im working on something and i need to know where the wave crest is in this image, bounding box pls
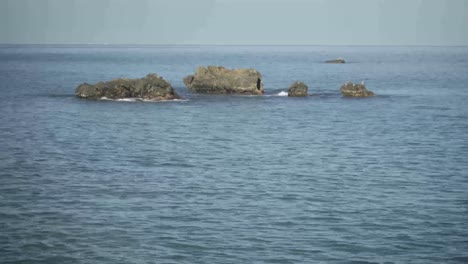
[99,97,188,102]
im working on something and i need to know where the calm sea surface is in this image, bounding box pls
[0,45,467,263]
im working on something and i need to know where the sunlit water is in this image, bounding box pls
[1,45,467,263]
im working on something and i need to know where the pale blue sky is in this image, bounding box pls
[1,0,467,45]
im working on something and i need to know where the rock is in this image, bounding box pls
[325,57,346,64]
[288,81,308,97]
[75,74,180,100]
[183,66,264,95]
[340,81,375,97]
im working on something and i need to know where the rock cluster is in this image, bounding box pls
[340,81,375,97]
[183,66,264,95]
[288,81,308,97]
[75,74,180,100]
[74,65,378,101]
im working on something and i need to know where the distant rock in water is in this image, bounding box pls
[340,81,375,97]
[325,57,346,64]
[183,66,264,95]
[288,81,308,97]
[75,74,180,100]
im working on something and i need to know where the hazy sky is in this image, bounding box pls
[1,0,467,45]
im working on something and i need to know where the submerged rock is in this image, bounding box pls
[288,81,308,97]
[183,66,264,95]
[75,74,180,100]
[340,81,375,97]
[325,57,346,64]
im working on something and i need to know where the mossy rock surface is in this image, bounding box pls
[340,82,375,97]
[288,81,308,97]
[75,74,180,100]
[183,66,264,95]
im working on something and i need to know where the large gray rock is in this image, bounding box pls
[75,74,180,100]
[288,81,308,97]
[340,81,375,97]
[183,66,264,95]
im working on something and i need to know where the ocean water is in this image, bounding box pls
[0,45,467,263]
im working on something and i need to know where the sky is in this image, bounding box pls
[1,0,467,45]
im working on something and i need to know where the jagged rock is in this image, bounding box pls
[325,57,346,64]
[183,66,264,95]
[340,81,375,97]
[288,81,308,97]
[75,74,180,100]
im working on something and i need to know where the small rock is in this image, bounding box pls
[340,81,375,97]
[288,81,308,97]
[325,57,346,64]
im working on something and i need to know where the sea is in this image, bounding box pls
[0,45,467,263]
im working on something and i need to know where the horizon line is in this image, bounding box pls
[1,43,468,48]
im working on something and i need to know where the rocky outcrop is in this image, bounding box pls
[75,74,180,100]
[288,81,308,97]
[340,81,374,97]
[325,57,346,64]
[183,66,264,95]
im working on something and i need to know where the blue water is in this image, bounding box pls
[1,45,467,263]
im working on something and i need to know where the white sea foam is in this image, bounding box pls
[142,98,189,102]
[116,98,138,102]
[99,97,188,103]
[277,91,288,96]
